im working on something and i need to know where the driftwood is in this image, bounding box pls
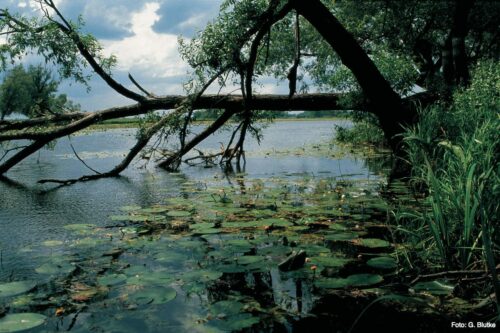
[278,250,307,271]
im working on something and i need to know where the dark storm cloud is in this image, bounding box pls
[152,0,221,36]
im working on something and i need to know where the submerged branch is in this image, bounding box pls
[409,265,500,285]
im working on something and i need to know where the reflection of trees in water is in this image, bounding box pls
[362,153,394,177]
[204,269,313,332]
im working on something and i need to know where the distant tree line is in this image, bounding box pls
[192,109,351,121]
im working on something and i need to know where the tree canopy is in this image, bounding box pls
[0,64,78,120]
[0,0,498,184]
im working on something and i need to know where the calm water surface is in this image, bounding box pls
[0,120,388,332]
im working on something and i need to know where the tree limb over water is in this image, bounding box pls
[0,0,443,183]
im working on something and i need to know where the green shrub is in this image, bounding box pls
[335,114,386,147]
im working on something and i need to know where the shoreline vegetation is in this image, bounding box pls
[335,62,500,321]
[87,114,351,130]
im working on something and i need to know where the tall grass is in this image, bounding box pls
[397,60,499,288]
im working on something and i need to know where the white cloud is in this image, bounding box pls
[102,2,188,79]
[177,12,211,34]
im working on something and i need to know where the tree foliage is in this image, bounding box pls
[0,64,79,119]
[0,0,498,182]
[0,5,116,88]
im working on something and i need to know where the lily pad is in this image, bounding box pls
[140,207,168,214]
[367,257,397,270]
[63,223,95,234]
[411,280,455,296]
[120,205,141,212]
[328,223,348,231]
[128,286,176,305]
[127,271,173,286]
[224,239,255,252]
[354,238,391,249]
[110,215,133,221]
[42,240,63,247]
[346,274,384,287]
[210,300,245,316]
[167,210,193,218]
[35,262,75,275]
[315,274,383,289]
[309,256,351,268]
[72,237,104,247]
[130,215,166,222]
[190,223,221,235]
[154,252,189,264]
[314,278,350,289]
[120,226,150,235]
[97,274,127,286]
[324,232,358,241]
[210,313,260,331]
[258,218,293,228]
[111,215,165,222]
[234,256,265,265]
[221,221,261,229]
[181,270,223,283]
[0,313,47,332]
[0,281,36,298]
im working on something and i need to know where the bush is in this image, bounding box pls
[335,113,386,147]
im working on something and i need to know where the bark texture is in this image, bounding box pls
[290,0,417,152]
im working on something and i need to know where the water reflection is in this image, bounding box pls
[0,120,393,332]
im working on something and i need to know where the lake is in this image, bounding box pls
[0,120,397,332]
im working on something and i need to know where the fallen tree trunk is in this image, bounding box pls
[0,93,348,141]
[0,91,434,177]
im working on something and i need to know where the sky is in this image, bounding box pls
[2,0,286,111]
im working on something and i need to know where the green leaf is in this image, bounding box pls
[315,274,383,289]
[309,256,351,268]
[42,240,63,247]
[324,232,358,241]
[411,280,455,296]
[210,313,260,331]
[233,256,265,265]
[0,313,47,332]
[366,257,397,270]
[127,286,176,305]
[97,274,127,286]
[167,210,192,218]
[63,223,95,234]
[210,300,244,316]
[354,238,391,249]
[181,270,223,283]
[35,262,75,275]
[0,281,36,298]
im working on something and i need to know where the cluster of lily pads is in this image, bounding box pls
[0,176,455,332]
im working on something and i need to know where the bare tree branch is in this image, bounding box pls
[40,0,146,102]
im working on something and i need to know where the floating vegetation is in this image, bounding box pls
[0,313,47,332]
[366,256,398,270]
[1,175,452,332]
[315,273,384,289]
[0,281,36,298]
[411,280,455,296]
